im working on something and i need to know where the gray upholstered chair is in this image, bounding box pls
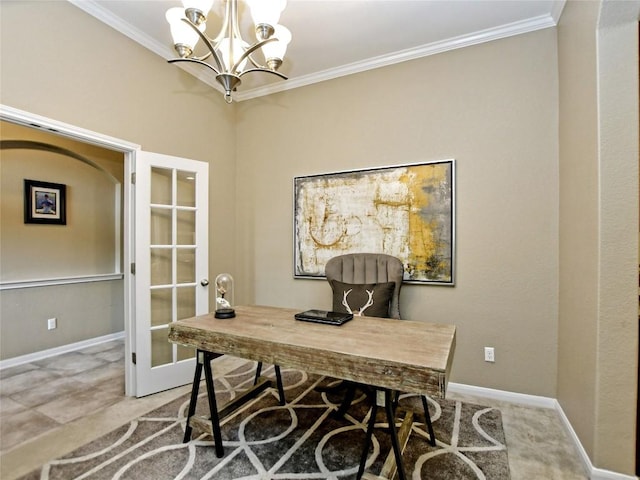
[324,253,435,445]
[325,253,404,319]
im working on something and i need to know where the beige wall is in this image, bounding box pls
[1,282,125,359]
[558,0,639,475]
[557,0,600,462]
[0,1,236,358]
[236,28,561,397]
[1,121,124,281]
[591,0,638,472]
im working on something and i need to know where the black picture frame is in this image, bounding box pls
[24,179,67,225]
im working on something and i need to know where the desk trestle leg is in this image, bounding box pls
[383,390,407,480]
[183,350,277,459]
[379,409,414,479]
[183,350,224,457]
[421,395,436,447]
[182,355,203,443]
[357,399,379,479]
[202,351,224,458]
[356,389,418,480]
[254,362,286,406]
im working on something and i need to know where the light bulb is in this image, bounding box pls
[218,37,249,72]
[262,24,291,68]
[181,0,215,15]
[166,7,204,56]
[247,0,287,29]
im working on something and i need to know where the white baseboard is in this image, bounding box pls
[554,399,638,480]
[447,381,557,409]
[0,331,125,370]
[590,469,638,480]
[448,382,638,480]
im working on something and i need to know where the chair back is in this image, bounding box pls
[325,253,404,319]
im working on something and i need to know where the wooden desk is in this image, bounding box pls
[168,305,456,479]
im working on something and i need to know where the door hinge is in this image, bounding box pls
[130,263,135,274]
[131,172,136,184]
[132,352,137,365]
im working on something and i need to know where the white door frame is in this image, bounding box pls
[0,104,140,396]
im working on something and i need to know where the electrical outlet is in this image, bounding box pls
[47,318,57,330]
[484,346,495,362]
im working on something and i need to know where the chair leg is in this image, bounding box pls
[332,382,357,419]
[421,395,436,446]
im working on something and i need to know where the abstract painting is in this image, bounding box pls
[294,160,455,284]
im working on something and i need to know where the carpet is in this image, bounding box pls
[21,362,510,480]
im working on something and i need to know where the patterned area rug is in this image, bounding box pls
[21,362,510,479]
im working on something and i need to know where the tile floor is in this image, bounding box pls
[0,338,589,480]
[1,340,125,453]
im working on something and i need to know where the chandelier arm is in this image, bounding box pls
[192,51,213,63]
[237,68,288,80]
[180,18,225,73]
[168,57,221,76]
[230,38,277,74]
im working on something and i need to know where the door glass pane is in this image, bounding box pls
[177,345,195,361]
[177,170,196,207]
[176,248,195,284]
[151,288,173,327]
[177,286,196,320]
[176,210,195,245]
[150,207,172,245]
[151,248,172,286]
[151,167,173,205]
[151,328,172,367]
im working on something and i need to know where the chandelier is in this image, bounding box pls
[166,0,291,103]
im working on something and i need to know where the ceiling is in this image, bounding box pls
[69,0,565,102]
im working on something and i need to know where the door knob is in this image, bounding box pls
[201,279,209,286]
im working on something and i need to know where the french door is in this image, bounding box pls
[134,151,209,397]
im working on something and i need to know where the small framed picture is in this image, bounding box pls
[24,179,67,225]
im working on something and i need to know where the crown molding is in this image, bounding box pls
[68,0,565,103]
[237,11,560,101]
[68,0,172,59]
[551,0,567,24]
